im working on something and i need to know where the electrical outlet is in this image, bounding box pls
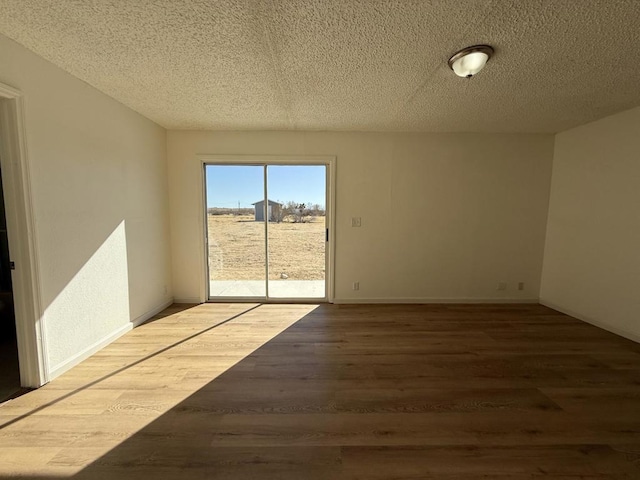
[497,282,507,291]
[353,282,360,291]
[518,282,525,291]
[351,217,362,227]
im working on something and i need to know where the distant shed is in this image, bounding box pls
[252,199,283,222]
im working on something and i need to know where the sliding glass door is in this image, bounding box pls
[206,165,266,297]
[205,162,328,301]
[266,165,326,299]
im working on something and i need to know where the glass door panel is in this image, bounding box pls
[266,165,326,299]
[206,165,266,298]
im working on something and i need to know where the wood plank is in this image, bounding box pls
[341,445,638,479]
[0,303,639,478]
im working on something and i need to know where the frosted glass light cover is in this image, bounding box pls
[451,51,489,77]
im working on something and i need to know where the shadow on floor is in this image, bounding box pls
[2,303,640,479]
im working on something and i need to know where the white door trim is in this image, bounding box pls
[199,154,337,303]
[0,82,49,387]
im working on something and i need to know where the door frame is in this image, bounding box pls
[0,82,49,387]
[199,154,336,303]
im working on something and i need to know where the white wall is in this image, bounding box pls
[541,106,640,342]
[168,131,554,303]
[0,34,172,378]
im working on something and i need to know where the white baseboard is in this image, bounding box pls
[333,297,540,304]
[48,322,132,380]
[131,297,174,327]
[540,300,640,345]
[48,297,174,380]
[173,297,203,304]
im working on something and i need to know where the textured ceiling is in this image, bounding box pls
[1,0,640,133]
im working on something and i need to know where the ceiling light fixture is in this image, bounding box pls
[448,45,494,78]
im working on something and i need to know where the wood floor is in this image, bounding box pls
[1,303,640,479]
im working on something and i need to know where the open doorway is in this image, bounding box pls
[0,165,21,401]
[204,158,334,302]
[0,82,48,389]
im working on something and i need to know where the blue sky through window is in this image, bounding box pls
[206,165,326,208]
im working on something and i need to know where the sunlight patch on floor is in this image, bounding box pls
[0,303,318,477]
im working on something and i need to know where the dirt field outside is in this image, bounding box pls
[207,214,325,280]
